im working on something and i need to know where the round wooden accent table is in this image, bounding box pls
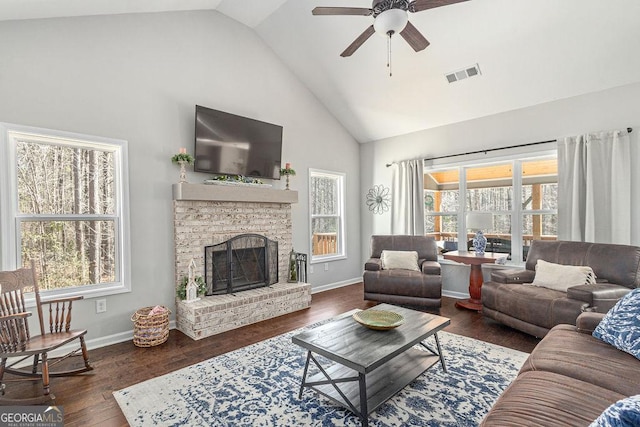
[443,250,507,311]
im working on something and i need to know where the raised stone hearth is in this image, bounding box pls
[176,282,311,340]
[173,183,311,340]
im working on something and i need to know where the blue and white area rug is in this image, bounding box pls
[114,323,528,426]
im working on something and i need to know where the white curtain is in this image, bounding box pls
[391,159,425,235]
[558,129,631,244]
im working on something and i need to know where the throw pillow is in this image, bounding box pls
[531,259,596,292]
[589,395,640,427]
[380,250,420,271]
[592,287,640,360]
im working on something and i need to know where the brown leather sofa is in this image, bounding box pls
[363,235,442,308]
[482,240,640,337]
[481,312,640,426]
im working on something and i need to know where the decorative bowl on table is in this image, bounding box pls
[353,310,404,330]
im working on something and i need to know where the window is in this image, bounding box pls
[425,155,557,262]
[309,169,346,262]
[424,167,459,248]
[0,123,131,298]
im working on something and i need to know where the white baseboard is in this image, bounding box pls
[442,290,469,299]
[311,277,361,294]
[46,320,178,360]
[309,278,469,300]
[26,286,465,366]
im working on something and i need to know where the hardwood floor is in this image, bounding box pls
[7,283,540,426]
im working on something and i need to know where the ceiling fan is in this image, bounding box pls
[312,0,470,59]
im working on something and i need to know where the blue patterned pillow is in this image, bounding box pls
[590,395,640,427]
[592,288,640,360]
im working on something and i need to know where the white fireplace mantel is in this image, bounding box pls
[173,183,298,204]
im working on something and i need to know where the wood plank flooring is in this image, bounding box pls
[6,283,540,426]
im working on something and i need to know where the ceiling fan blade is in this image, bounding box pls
[340,25,376,57]
[400,21,430,52]
[410,0,470,13]
[312,7,373,16]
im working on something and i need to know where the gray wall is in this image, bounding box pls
[0,10,362,345]
[360,82,640,296]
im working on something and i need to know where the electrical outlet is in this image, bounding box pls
[96,299,107,313]
[309,265,314,274]
[324,263,329,271]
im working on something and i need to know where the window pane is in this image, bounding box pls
[16,141,115,215]
[310,176,337,215]
[465,163,513,211]
[424,168,459,211]
[20,220,116,290]
[425,215,458,240]
[521,158,558,209]
[522,214,558,241]
[311,217,338,256]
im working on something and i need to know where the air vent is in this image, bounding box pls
[445,63,481,84]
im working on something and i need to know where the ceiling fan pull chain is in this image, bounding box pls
[387,31,392,77]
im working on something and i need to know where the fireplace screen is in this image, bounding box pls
[204,234,278,295]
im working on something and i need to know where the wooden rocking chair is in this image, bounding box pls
[0,261,93,404]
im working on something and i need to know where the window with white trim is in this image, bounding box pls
[424,155,557,262]
[0,123,131,298]
[309,169,346,262]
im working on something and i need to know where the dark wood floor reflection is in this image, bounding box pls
[10,283,539,426]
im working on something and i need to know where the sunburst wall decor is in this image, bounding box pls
[366,185,390,214]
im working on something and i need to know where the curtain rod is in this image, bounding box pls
[385,127,633,167]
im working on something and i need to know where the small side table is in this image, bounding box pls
[443,251,507,311]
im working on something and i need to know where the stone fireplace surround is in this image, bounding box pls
[173,183,311,340]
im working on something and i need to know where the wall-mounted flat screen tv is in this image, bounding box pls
[194,105,283,180]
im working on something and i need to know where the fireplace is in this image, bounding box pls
[204,233,278,295]
[173,183,310,340]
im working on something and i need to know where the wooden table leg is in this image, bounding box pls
[455,264,484,311]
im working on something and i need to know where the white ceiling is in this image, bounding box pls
[2,0,639,143]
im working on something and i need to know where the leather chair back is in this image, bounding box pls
[525,240,640,289]
[370,235,438,262]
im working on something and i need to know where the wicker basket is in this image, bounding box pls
[131,306,170,347]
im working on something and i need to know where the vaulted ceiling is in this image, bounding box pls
[2,0,639,143]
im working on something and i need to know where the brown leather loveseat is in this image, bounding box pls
[481,312,640,426]
[363,235,442,308]
[482,240,640,337]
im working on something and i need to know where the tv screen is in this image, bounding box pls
[194,105,283,180]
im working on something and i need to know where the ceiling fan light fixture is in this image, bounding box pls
[373,8,408,36]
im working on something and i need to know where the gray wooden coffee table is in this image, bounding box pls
[292,303,450,426]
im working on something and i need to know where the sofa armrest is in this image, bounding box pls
[575,312,605,334]
[490,268,535,284]
[364,258,382,271]
[421,260,441,275]
[567,284,631,313]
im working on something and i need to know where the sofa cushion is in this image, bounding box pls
[362,270,441,299]
[531,260,596,291]
[519,324,640,396]
[593,287,640,360]
[380,250,419,271]
[590,395,640,427]
[480,371,626,427]
[482,282,588,330]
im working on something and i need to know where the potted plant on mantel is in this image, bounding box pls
[172,148,195,183]
[279,163,296,190]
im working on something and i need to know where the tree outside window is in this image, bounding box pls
[1,124,130,297]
